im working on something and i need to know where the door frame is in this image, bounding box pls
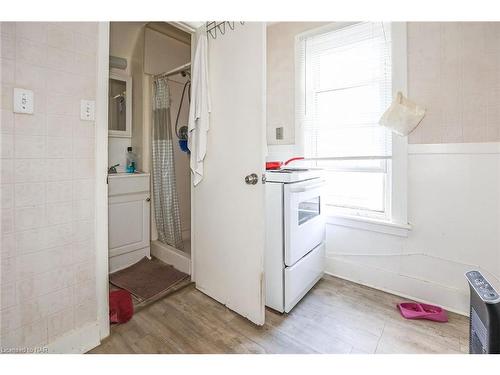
[94,21,199,342]
[189,27,199,283]
[95,21,110,340]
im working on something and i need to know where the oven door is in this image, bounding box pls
[284,179,326,266]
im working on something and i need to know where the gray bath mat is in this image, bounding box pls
[110,257,189,303]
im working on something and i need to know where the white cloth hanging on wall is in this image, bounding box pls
[188,34,212,186]
[379,92,426,136]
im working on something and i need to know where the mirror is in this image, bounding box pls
[109,79,126,131]
[108,73,132,138]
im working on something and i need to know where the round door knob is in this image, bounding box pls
[145,197,151,202]
[245,173,258,185]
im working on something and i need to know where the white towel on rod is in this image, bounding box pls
[188,34,211,186]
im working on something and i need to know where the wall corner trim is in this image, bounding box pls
[46,322,101,354]
[96,21,111,341]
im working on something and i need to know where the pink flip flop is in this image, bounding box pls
[397,302,448,322]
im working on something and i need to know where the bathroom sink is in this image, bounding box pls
[108,171,147,177]
[108,172,150,196]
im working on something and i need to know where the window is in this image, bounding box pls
[298,196,321,225]
[297,22,400,221]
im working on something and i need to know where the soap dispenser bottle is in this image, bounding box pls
[126,147,137,173]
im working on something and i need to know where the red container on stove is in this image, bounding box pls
[266,157,304,170]
[265,161,283,170]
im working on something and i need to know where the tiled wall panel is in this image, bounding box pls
[1,22,98,350]
[408,22,500,144]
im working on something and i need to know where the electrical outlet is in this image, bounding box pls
[13,88,34,114]
[276,126,284,140]
[80,99,95,121]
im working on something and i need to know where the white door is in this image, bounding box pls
[192,23,266,325]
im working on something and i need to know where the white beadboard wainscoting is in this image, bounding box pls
[325,142,500,315]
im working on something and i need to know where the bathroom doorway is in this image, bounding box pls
[96,21,268,342]
[105,21,193,308]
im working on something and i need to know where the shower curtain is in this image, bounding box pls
[152,77,184,250]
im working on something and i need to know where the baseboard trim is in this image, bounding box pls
[46,321,100,354]
[324,256,469,317]
[324,270,468,317]
[151,240,191,275]
[109,246,150,273]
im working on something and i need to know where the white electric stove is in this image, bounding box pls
[265,168,324,183]
[265,168,326,313]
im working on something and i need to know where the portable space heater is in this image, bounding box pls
[466,271,500,354]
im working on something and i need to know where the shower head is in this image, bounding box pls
[112,92,126,100]
[181,70,191,78]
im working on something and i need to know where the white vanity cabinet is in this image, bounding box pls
[108,173,151,273]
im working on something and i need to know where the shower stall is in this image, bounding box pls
[147,37,193,274]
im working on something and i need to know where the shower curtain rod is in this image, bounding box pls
[154,62,191,79]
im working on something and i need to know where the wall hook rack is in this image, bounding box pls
[206,21,245,39]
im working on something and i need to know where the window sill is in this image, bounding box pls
[326,212,411,237]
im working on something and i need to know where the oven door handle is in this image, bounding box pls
[289,180,326,193]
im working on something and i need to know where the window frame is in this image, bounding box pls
[319,161,392,221]
[294,22,408,229]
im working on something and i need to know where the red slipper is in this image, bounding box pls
[109,290,134,324]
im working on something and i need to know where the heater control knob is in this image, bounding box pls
[466,271,500,303]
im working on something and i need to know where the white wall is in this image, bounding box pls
[1,22,100,350]
[107,137,129,172]
[109,22,146,72]
[144,28,190,75]
[327,144,500,315]
[130,26,145,172]
[266,22,327,145]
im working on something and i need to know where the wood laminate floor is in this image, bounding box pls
[89,275,469,354]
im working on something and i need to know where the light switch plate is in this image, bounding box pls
[80,99,95,121]
[13,88,34,114]
[276,126,284,140]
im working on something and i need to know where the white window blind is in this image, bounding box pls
[297,22,393,159]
